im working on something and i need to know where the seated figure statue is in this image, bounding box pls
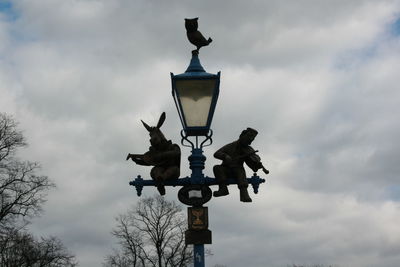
[126,112,181,195]
[213,128,267,202]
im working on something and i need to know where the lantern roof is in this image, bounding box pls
[173,52,218,79]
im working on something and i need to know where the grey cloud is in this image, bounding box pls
[1,0,400,266]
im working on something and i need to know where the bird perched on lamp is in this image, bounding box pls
[185,18,212,53]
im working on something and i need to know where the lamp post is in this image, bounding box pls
[128,18,267,267]
[171,51,219,267]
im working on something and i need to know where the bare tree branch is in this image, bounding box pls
[0,160,55,227]
[0,227,77,266]
[0,113,26,163]
[0,113,76,266]
[104,195,193,267]
[0,113,56,228]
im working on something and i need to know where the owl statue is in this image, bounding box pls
[185,18,212,53]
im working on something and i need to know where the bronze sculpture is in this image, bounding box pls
[213,128,269,202]
[185,18,212,53]
[126,112,181,195]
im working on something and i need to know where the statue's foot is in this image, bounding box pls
[240,196,252,202]
[157,184,166,195]
[240,189,252,202]
[213,186,229,197]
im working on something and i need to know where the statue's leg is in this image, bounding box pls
[150,167,166,195]
[213,165,229,197]
[235,168,252,202]
[162,166,180,181]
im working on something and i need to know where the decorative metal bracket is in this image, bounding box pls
[129,174,266,197]
[181,129,213,149]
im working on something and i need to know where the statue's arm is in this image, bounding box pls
[214,145,232,165]
[134,158,151,166]
[154,144,181,161]
[244,149,269,174]
[214,147,226,160]
[126,153,151,166]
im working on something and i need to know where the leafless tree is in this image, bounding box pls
[0,113,55,228]
[104,195,192,267]
[0,113,26,162]
[0,227,77,266]
[0,113,77,266]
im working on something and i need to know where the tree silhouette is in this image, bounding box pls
[0,113,54,228]
[0,227,77,266]
[0,112,76,266]
[104,195,192,267]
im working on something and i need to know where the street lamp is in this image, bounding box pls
[171,51,220,137]
[127,18,268,267]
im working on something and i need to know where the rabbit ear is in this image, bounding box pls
[157,112,166,128]
[141,120,152,132]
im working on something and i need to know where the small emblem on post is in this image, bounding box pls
[188,190,202,198]
[185,206,212,245]
[178,185,212,206]
[188,207,208,230]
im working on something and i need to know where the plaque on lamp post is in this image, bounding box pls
[186,207,212,245]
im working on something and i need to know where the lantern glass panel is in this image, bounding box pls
[175,79,216,127]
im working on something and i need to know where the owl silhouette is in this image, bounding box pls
[185,18,212,52]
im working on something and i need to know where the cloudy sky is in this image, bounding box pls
[1,0,400,266]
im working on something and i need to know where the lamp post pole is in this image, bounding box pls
[187,144,209,267]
